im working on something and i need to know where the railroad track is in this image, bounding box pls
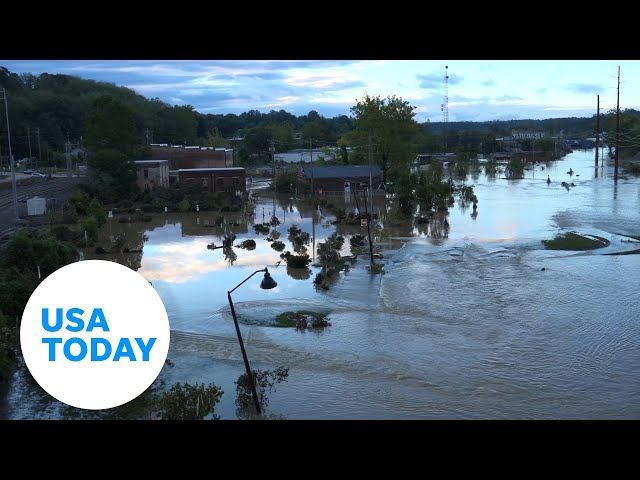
[0,177,81,212]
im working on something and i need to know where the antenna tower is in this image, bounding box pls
[441,65,449,123]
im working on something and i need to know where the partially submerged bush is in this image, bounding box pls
[275,311,331,330]
[254,223,270,234]
[154,382,224,420]
[238,239,256,250]
[235,366,289,409]
[280,251,311,268]
[271,240,286,252]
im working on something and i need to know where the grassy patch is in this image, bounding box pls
[275,314,297,327]
[542,232,610,250]
[337,256,355,269]
[366,262,385,274]
[275,310,329,328]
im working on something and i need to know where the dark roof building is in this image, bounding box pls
[298,165,383,193]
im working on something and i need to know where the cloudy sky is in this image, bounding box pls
[1,60,635,123]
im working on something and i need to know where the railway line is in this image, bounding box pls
[0,177,81,211]
[0,177,82,239]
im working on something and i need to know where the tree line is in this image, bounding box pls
[3,65,633,168]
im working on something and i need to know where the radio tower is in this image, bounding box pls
[441,65,449,123]
[441,65,449,150]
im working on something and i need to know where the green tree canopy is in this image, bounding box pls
[86,148,137,201]
[302,121,328,145]
[85,95,140,157]
[271,123,294,153]
[342,94,420,182]
[202,126,228,148]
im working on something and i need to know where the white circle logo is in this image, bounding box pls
[20,260,170,410]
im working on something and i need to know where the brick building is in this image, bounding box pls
[134,160,170,191]
[178,167,246,194]
[150,145,233,170]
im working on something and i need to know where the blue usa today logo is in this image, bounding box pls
[41,307,156,362]
[20,260,170,410]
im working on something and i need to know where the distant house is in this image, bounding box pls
[134,160,169,191]
[298,165,383,194]
[510,128,548,140]
[178,167,246,195]
[495,137,522,152]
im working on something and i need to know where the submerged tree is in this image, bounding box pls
[235,366,290,410]
[415,162,451,213]
[154,382,224,420]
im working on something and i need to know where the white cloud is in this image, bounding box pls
[285,70,360,89]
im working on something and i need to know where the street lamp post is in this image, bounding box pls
[362,187,375,266]
[227,267,278,414]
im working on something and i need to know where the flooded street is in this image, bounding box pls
[6,148,640,419]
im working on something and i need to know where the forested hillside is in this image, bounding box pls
[3,65,637,166]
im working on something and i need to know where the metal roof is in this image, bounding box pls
[178,167,245,172]
[299,165,381,179]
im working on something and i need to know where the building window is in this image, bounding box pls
[232,177,240,186]
[216,177,224,187]
[144,169,149,179]
[202,178,208,189]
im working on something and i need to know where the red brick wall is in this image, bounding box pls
[178,169,246,194]
[151,146,232,170]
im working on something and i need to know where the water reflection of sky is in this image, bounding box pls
[136,199,340,331]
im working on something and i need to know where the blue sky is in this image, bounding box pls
[1,60,636,123]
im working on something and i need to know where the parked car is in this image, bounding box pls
[24,169,37,174]
[31,172,46,178]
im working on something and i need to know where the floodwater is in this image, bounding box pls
[5,148,640,419]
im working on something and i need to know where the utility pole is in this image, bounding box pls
[27,125,32,163]
[65,137,72,178]
[270,139,275,178]
[37,126,42,172]
[1,88,19,220]
[368,130,373,209]
[595,95,600,167]
[309,137,314,196]
[615,66,620,181]
[363,188,374,267]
